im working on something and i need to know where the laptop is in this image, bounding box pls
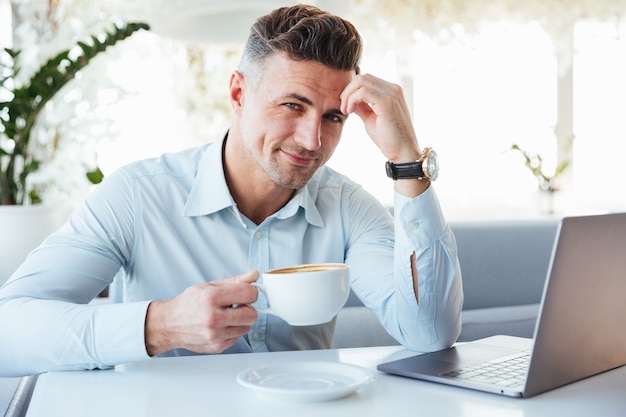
[378,212,626,398]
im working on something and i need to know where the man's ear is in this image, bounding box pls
[229,70,245,113]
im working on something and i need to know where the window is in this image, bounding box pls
[331,22,560,216]
[573,21,626,213]
[4,2,625,218]
[331,20,626,218]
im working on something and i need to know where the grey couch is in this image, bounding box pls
[0,219,560,416]
[332,218,560,348]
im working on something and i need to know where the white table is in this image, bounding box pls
[25,346,626,416]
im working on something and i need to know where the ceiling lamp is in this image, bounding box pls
[138,0,301,43]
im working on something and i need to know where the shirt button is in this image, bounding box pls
[255,231,263,239]
[408,220,419,230]
[252,332,261,341]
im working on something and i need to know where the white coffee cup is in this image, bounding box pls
[253,263,350,326]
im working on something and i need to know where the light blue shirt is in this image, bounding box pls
[0,135,463,377]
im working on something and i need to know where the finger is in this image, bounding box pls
[352,101,375,122]
[215,270,259,286]
[199,282,257,308]
[341,84,371,115]
[341,74,388,113]
[189,304,255,345]
[233,271,260,304]
[233,270,259,284]
[341,73,375,113]
[227,304,258,325]
[204,271,259,304]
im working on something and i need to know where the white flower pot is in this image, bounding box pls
[0,205,69,285]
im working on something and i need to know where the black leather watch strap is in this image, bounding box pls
[385,160,425,180]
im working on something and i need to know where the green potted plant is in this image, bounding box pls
[0,21,149,284]
[510,143,569,193]
[510,139,572,214]
[0,21,149,206]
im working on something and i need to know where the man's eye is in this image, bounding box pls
[325,114,343,123]
[285,103,301,110]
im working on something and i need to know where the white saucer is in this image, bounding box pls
[236,361,376,402]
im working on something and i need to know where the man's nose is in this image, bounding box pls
[294,118,322,151]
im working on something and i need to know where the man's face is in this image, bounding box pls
[234,54,354,190]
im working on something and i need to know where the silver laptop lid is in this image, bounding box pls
[524,212,626,396]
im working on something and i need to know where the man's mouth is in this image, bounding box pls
[280,149,317,167]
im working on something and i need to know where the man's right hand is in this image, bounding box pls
[144,270,259,356]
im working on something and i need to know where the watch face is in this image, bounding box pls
[425,149,439,181]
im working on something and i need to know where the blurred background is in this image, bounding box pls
[2,0,625,219]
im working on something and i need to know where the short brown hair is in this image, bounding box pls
[239,4,362,81]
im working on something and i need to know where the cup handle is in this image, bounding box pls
[251,282,272,315]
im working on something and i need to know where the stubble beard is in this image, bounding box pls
[264,156,316,190]
[240,133,320,190]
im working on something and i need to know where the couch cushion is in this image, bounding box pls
[451,220,558,310]
[334,304,540,348]
[335,219,557,348]
[459,303,539,342]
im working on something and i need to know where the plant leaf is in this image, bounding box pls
[85,166,104,185]
[1,21,150,205]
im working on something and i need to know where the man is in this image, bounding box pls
[0,4,463,377]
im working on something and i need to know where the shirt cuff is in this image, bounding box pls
[394,186,447,250]
[95,301,152,366]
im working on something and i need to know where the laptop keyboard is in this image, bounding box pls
[441,352,530,387]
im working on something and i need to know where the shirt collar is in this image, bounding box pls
[275,181,324,228]
[182,132,325,228]
[182,133,233,217]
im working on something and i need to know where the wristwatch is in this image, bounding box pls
[385,147,439,181]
